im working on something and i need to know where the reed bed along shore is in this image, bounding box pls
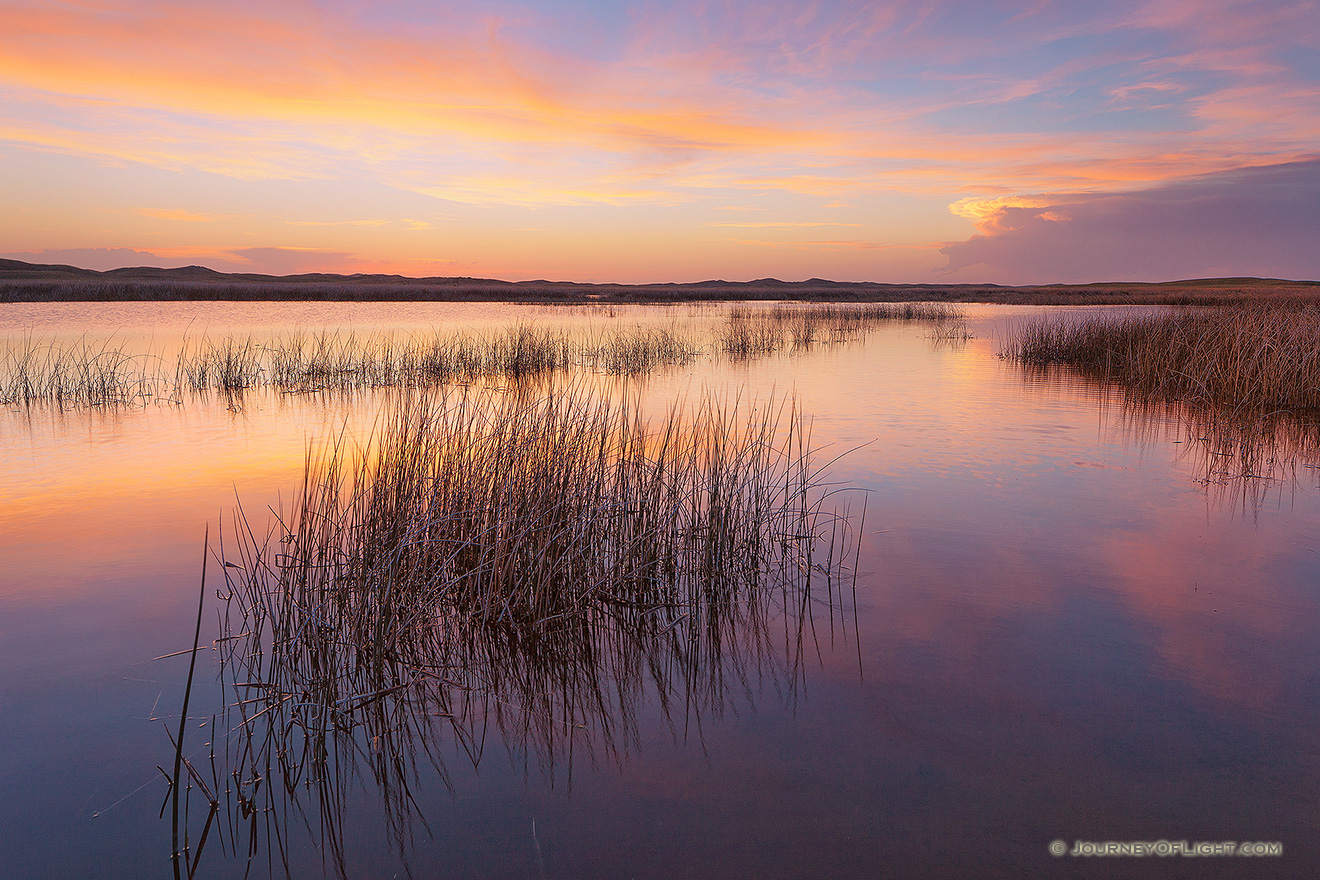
[1006,304,1320,409]
[1007,303,1320,507]
[197,383,861,876]
[4,303,962,406]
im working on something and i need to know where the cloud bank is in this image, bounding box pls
[940,160,1320,283]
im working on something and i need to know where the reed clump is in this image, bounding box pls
[583,327,703,374]
[722,302,966,357]
[206,382,861,875]
[0,335,163,407]
[203,325,577,393]
[177,335,264,392]
[1007,304,1320,409]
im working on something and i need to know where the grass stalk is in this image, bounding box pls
[200,381,863,877]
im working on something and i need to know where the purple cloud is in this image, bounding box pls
[940,160,1320,283]
[225,248,360,275]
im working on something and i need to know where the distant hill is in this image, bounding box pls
[0,258,1316,305]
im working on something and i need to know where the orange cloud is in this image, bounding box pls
[3,0,1320,281]
[5,0,1315,211]
[135,208,232,222]
[706,221,863,228]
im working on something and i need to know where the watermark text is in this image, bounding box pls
[1049,839,1281,858]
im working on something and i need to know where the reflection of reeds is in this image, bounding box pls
[1013,309,1320,511]
[1119,396,1320,511]
[1007,305,1320,409]
[1006,305,1320,508]
[202,383,862,876]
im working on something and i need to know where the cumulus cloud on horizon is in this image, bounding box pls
[940,160,1320,284]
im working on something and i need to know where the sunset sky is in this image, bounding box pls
[2,0,1318,283]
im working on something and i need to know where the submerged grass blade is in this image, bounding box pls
[172,526,209,880]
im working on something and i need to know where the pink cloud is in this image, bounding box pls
[224,247,362,275]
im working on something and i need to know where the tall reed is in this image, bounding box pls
[722,302,966,358]
[1006,304,1320,409]
[0,335,163,408]
[205,382,862,876]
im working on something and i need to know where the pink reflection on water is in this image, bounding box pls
[1,302,1318,876]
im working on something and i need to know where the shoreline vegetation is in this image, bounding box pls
[1005,303,1320,504]
[1,303,963,407]
[2,258,1318,305]
[1005,303,1320,410]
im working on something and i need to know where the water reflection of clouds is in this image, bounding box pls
[843,438,1320,721]
[5,303,1320,876]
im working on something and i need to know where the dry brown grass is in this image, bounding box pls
[203,382,863,875]
[722,302,966,358]
[1006,304,1320,409]
[3,271,1317,305]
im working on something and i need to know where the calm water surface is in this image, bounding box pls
[1,303,1317,878]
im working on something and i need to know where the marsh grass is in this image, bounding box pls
[177,335,265,393]
[8,304,966,407]
[7,274,1318,306]
[1007,304,1320,409]
[265,326,575,391]
[0,335,166,408]
[582,326,703,374]
[1008,304,1320,508]
[722,302,966,358]
[202,382,862,877]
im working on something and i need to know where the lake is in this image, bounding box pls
[1,302,1317,879]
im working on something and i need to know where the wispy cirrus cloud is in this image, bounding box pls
[4,0,1317,196]
[2,0,1318,280]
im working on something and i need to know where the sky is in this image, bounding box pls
[1,0,1318,284]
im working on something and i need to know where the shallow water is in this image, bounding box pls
[1,302,1317,878]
